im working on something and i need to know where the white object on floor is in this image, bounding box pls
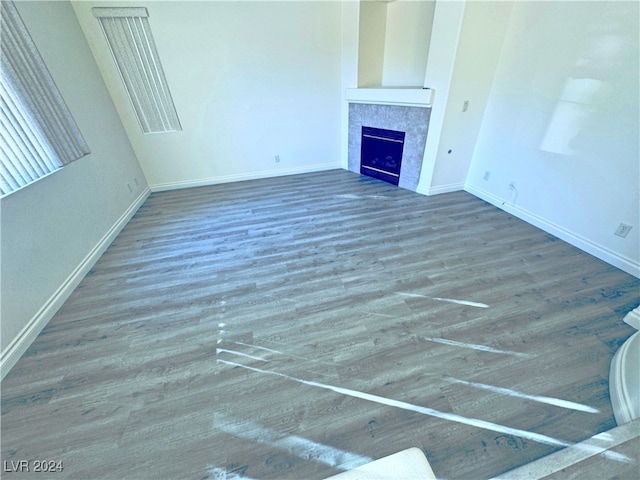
[323,447,436,480]
[610,330,640,425]
[623,306,640,330]
[609,306,640,426]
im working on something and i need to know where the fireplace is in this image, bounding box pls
[347,101,431,192]
[360,127,405,186]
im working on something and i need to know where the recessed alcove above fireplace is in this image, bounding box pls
[347,92,432,192]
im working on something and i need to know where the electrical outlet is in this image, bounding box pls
[275,155,280,163]
[615,223,632,238]
[483,171,491,181]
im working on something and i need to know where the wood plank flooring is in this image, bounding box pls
[2,169,639,479]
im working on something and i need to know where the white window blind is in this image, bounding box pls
[93,7,181,134]
[0,0,90,196]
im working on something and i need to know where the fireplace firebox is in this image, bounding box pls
[360,126,405,186]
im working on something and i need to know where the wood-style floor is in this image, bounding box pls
[2,170,639,479]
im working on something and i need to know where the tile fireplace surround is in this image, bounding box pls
[347,88,432,192]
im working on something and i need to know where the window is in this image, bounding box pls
[93,7,181,134]
[0,0,90,196]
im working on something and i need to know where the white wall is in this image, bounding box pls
[382,0,435,87]
[341,0,360,169]
[428,1,514,192]
[72,0,343,191]
[358,0,387,87]
[1,1,149,374]
[417,0,466,194]
[465,1,639,276]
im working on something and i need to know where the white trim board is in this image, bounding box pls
[416,182,465,196]
[345,88,433,108]
[0,187,151,380]
[465,183,640,278]
[150,163,342,192]
[492,418,640,479]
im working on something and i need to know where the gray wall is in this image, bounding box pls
[1,1,147,359]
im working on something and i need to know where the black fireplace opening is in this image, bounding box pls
[360,126,405,186]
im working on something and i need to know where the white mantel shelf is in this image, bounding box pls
[346,87,432,107]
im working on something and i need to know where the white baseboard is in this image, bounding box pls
[150,163,342,192]
[415,183,430,196]
[0,187,151,380]
[465,183,640,278]
[414,181,465,196]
